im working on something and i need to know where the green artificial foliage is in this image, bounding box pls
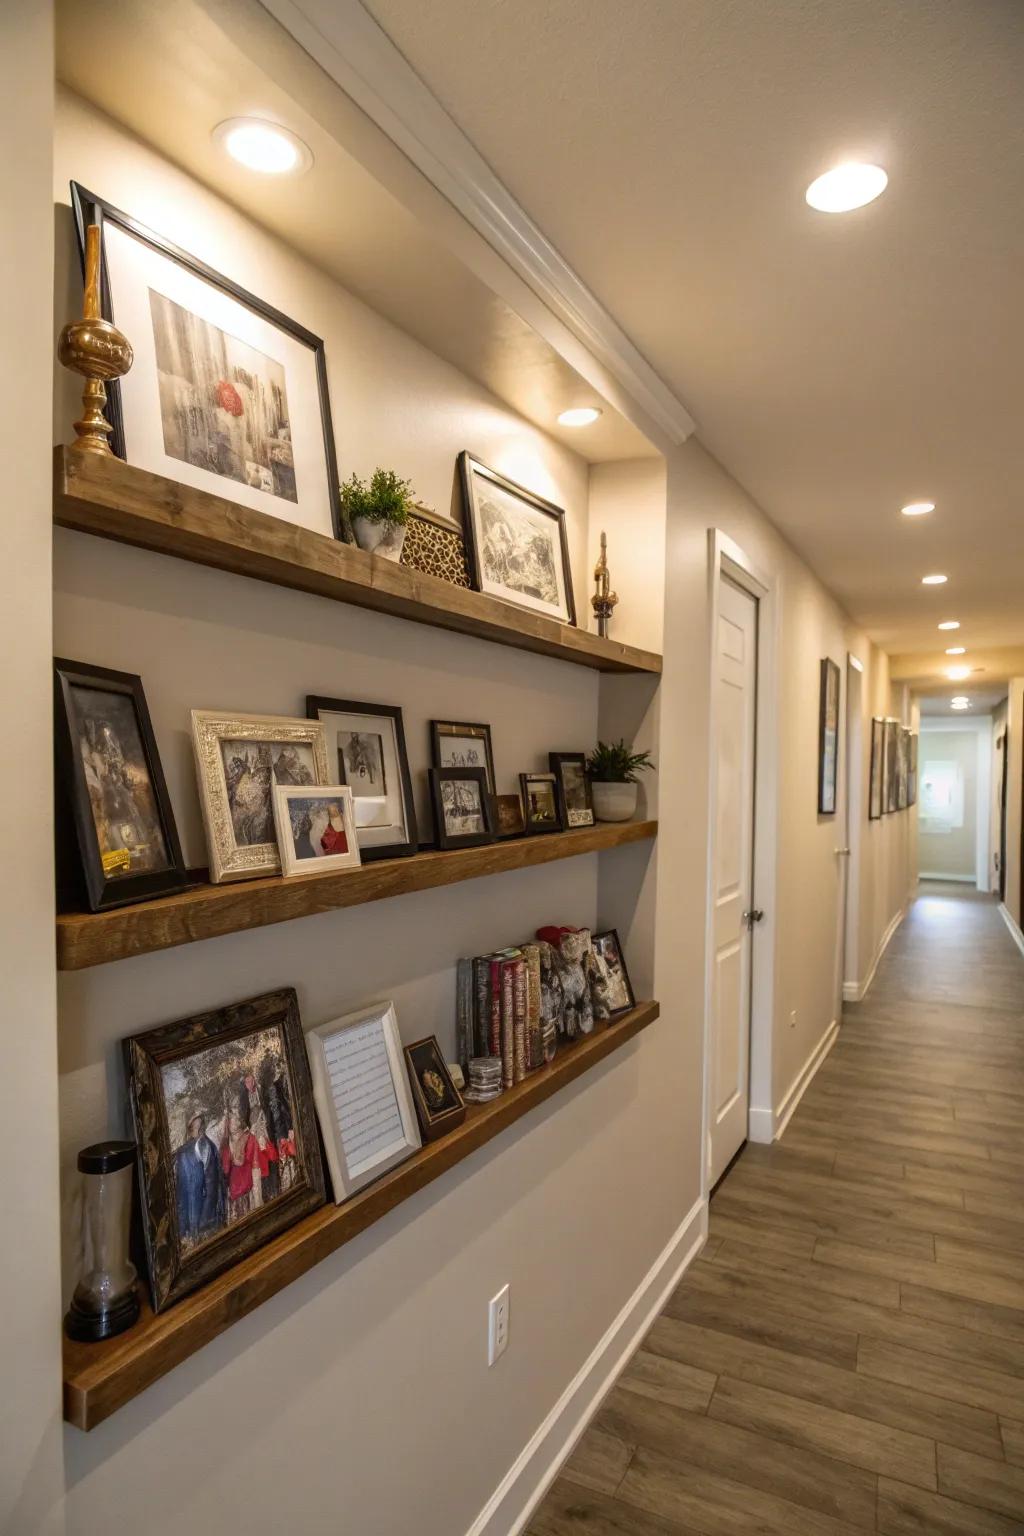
[339,467,415,528]
[586,739,655,784]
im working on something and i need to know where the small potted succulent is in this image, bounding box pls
[340,467,415,562]
[586,739,654,822]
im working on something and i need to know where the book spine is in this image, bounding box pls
[500,960,515,1089]
[489,958,503,1058]
[456,958,474,1070]
[473,956,491,1058]
[522,944,542,1071]
[512,958,528,1083]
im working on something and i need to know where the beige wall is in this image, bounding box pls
[918,728,979,881]
[587,458,667,654]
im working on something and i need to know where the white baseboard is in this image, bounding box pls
[842,903,906,1002]
[746,1105,775,1144]
[466,1195,708,1536]
[919,872,976,884]
[772,1019,839,1142]
[999,903,1024,958]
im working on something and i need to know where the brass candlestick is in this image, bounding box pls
[58,223,133,455]
[591,531,619,638]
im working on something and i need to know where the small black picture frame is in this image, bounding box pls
[403,1034,466,1142]
[817,657,840,816]
[458,451,576,626]
[590,929,637,1019]
[430,719,496,795]
[520,771,564,835]
[429,767,497,850]
[54,658,188,912]
[549,751,594,829]
[306,696,418,861]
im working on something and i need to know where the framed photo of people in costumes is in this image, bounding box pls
[272,783,361,877]
[125,988,325,1312]
[54,658,189,912]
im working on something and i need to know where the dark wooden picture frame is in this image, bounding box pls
[885,718,899,814]
[495,792,526,839]
[307,695,418,861]
[519,771,564,835]
[429,766,496,850]
[430,719,496,795]
[869,716,884,821]
[549,751,594,829]
[403,1034,466,1142]
[590,929,637,1018]
[817,657,840,816]
[458,451,576,626]
[54,658,188,913]
[124,988,325,1313]
[69,182,346,543]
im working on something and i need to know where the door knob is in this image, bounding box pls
[835,847,851,856]
[742,908,765,927]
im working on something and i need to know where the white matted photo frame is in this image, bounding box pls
[69,183,345,542]
[305,1001,421,1202]
[192,710,329,883]
[272,784,361,878]
[458,451,575,626]
[307,696,419,861]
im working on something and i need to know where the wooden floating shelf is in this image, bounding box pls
[54,449,662,676]
[64,1000,659,1430]
[57,820,657,971]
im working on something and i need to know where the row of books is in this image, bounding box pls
[455,946,556,1100]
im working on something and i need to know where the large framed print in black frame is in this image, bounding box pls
[458,451,576,626]
[54,658,188,912]
[69,183,345,543]
[869,717,884,820]
[307,696,419,861]
[817,657,840,816]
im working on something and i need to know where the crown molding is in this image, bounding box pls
[259,0,696,447]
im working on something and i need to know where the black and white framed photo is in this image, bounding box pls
[191,710,329,883]
[869,717,884,821]
[549,752,594,829]
[908,732,919,808]
[430,719,496,795]
[54,658,188,912]
[272,784,361,878]
[884,718,899,814]
[305,1002,421,1202]
[307,697,418,861]
[520,771,563,834]
[590,930,636,1018]
[70,183,344,541]
[403,1035,466,1142]
[429,767,496,850]
[897,727,910,811]
[458,451,575,626]
[817,658,840,816]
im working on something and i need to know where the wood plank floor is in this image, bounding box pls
[528,885,1024,1534]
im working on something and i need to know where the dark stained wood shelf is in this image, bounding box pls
[56,820,657,970]
[54,448,663,675]
[64,1000,659,1429]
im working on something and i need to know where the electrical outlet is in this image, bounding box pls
[789,1010,797,1029]
[488,1284,510,1365]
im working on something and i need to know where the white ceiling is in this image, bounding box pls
[361,0,1024,655]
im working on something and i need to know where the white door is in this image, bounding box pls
[708,575,758,1186]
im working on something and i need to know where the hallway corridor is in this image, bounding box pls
[530,886,1024,1534]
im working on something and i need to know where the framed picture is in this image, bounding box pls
[817,658,840,816]
[70,183,344,541]
[908,733,919,807]
[590,930,636,1018]
[191,710,329,883]
[869,717,884,821]
[897,728,910,811]
[458,451,575,626]
[429,767,496,850]
[884,718,899,814]
[430,719,496,795]
[305,1002,421,1202]
[403,1035,466,1142]
[400,505,471,588]
[272,784,361,877]
[549,752,594,829]
[307,696,418,861]
[54,658,188,912]
[520,772,563,834]
[495,792,526,839]
[124,987,325,1312]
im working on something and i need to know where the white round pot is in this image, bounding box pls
[352,516,407,562]
[591,781,638,822]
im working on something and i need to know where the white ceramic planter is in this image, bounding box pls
[591,781,638,823]
[352,517,407,562]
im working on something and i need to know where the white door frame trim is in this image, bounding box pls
[702,531,780,1194]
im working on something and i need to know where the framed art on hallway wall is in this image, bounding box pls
[869,717,884,820]
[458,452,576,626]
[884,718,899,814]
[817,658,840,815]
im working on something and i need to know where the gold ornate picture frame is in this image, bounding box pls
[191,710,329,883]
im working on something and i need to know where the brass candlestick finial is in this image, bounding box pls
[591,530,619,638]
[58,224,134,455]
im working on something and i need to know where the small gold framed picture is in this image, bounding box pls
[403,1035,466,1142]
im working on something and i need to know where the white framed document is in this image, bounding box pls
[305,1002,421,1201]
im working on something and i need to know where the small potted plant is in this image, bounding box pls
[340,467,415,562]
[586,739,654,822]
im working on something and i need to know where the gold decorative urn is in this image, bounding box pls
[58,223,133,455]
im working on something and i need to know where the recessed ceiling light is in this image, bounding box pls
[945,646,966,655]
[946,666,971,681]
[901,501,935,517]
[557,407,602,427]
[937,620,960,631]
[213,118,313,175]
[805,163,888,213]
[951,698,970,710]
[921,574,948,585]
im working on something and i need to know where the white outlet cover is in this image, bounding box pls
[488,1285,510,1366]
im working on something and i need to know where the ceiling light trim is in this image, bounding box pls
[259,0,696,448]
